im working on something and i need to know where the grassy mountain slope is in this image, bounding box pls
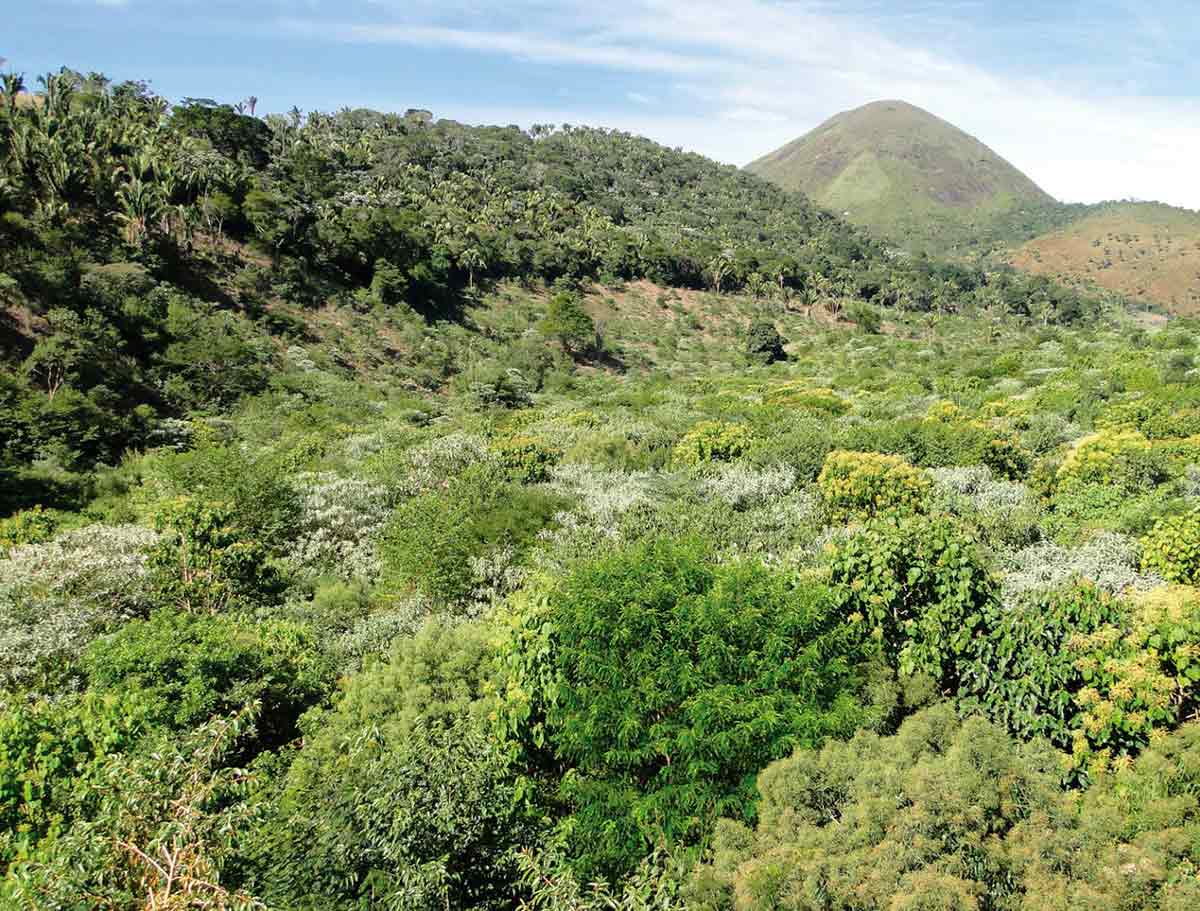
[1007,201,1200,313]
[746,100,1072,255]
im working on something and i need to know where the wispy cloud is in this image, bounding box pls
[278,0,1200,207]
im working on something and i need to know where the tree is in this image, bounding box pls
[539,291,595,356]
[502,540,871,879]
[744,321,785,364]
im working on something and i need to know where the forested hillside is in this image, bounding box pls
[4,69,1200,911]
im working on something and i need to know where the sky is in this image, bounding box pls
[7,1,1200,208]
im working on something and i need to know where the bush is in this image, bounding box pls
[1056,429,1168,494]
[0,691,154,871]
[1141,506,1200,585]
[816,450,930,521]
[672,421,753,467]
[378,464,565,606]
[286,472,389,582]
[501,540,871,879]
[540,291,595,356]
[83,610,330,749]
[745,322,785,364]
[827,514,995,687]
[491,435,562,484]
[958,584,1123,750]
[690,704,1200,911]
[0,505,59,555]
[846,302,881,334]
[244,618,531,910]
[146,498,285,614]
[0,524,158,692]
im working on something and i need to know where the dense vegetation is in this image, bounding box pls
[4,68,1200,910]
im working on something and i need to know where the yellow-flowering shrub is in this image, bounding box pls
[1141,506,1200,585]
[763,383,849,416]
[924,400,963,423]
[1056,429,1160,493]
[1068,585,1200,777]
[672,421,753,467]
[817,450,930,521]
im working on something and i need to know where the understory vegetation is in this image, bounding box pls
[3,69,1200,910]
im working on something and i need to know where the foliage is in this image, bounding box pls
[146,498,285,614]
[0,505,59,555]
[745,322,785,364]
[540,291,596,356]
[816,449,930,521]
[501,541,871,879]
[1056,428,1167,495]
[83,610,330,748]
[690,703,1200,911]
[4,705,266,910]
[493,435,562,484]
[827,514,996,687]
[0,691,154,872]
[672,421,753,467]
[1141,506,1200,585]
[0,524,158,691]
[378,463,565,606]
[244,618,529,911]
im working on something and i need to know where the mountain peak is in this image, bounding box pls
[746,100,1056,253]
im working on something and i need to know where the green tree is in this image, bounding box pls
[539,291,595,356]
[502,540,870,879]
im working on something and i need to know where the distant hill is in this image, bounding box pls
[1008,201,1200,314]
[746,100,1071,256]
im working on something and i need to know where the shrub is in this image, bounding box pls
[540,291,595,356]
[378,464,566,606]
[3,706,263,909]
[749,422,833,482]
[827,514,996,687]
[0,505,59,555]
[138,439,301,551]
[1141,506,1200,585]
[745,322,785,364]
[958,584,1124,751]
[286,472,389,582]
[1056,429,1167,494]
[672,421,753,467]
[146,498,285,614]
[386,430,493,496]
[698,463,797,511]
[816,450,930,521]
[501,540,871,879]
[846,302,881,334]
[762,384,847,416]
[690,705,1200,911]
[927,466,1041,551]
[0,524,158,691]
[83,611,330,749]
[0,691,155,870]
[1067,585,1200,774]
[491,434,562,484]
[245,619,530,911]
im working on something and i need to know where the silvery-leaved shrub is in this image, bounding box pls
[0,525,158,690]
[929,466,1041,549]
[1000,532,1163,607]
[395,431,494,497]
[699,463,797,511]
[287,472,390,582]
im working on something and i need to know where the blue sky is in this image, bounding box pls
[8,1,1200,207]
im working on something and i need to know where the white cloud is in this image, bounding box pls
[280,0,1200,208]
[626,91,653,105]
